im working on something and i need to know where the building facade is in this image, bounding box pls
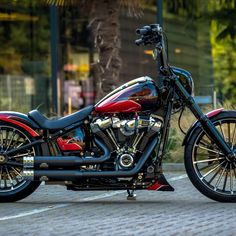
[0,1,213,115]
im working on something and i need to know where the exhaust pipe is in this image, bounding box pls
[23,138,157,181]
[23,138,110,169]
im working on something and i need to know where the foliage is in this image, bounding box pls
[209,0,236,104]
[0,1,50,75]
[165,106,214,163]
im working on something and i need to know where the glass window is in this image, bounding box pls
[0,1,50,113]
[58,7,94,114]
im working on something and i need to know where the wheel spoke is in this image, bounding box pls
[10,152,34,159]
[5,166,14,189]
[201,162,224,180]
[9,169,20,184]
[0,166,2,185]
[0,128,3,151]
[201,137,212,146]
[219,121,226,141]
[5,130,16,152]
[10,166,23,178]
[4,129,9,149]
[230,163,233,194]
[196,145,223,155]
[12,134,20,148]
[231,124,236,148]
[199,141,211,148]
[195,153,218,156]
[208,166,222,184]
[6,161,23,167]
[5,166,12,182]
[194,157,224,164]
[233,162,236,178]
[228,123,231,143]
[16,143,24,148]
[198,162,218,172]
[223,166,228,192]
[214,166,226,190]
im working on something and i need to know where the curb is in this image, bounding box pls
[163,163,185,171]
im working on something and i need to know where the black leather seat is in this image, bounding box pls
[28,105,93,130]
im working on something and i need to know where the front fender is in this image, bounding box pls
[0,111,40,137]
[182,108,224,146]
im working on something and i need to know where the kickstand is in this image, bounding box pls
[127,189,136,200]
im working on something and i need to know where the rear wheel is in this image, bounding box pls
[0,122,41,202]
[185,111,236,202]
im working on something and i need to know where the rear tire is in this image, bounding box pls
[0,122,41,202]
[185,111,236,202]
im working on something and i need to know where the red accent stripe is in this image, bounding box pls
[57,138,82,151]
[206,108,224,118]
[147,181,168,191]
[95,100,141,113]
[0,115,40,137]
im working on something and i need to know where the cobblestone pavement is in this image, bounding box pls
[0,172,236,236]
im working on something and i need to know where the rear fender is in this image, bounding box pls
[0,112,40,137]
[182,108,224,146]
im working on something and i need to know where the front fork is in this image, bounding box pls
[174,77,234,158]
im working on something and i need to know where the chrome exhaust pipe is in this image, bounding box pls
[23,138,157,181]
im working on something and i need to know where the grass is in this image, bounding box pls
[164,105,217,163]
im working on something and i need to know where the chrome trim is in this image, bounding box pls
[22,170,34,180]
[23,156,34,169]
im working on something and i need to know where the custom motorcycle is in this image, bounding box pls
[0,24,236,202]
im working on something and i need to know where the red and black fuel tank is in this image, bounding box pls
[95,76,160,113]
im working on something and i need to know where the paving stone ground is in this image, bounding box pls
[0,172,235,236]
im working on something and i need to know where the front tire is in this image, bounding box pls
[0,122,41,202]
[185,111,236,202]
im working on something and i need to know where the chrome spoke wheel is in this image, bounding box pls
[0,125,35,193]
[193,119,236,196]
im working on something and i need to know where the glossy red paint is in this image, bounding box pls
[95,77,159,113]
[206,108,224,118]
[0,115,40,137]
[147,181,167,191]
[95,100,141,113]
[57,138,82,151]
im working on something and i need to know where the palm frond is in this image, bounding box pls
[44,0,142,16]
[44,0,81,6]
[120,0,142,17]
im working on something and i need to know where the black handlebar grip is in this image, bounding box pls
[136,28,148,35]
[135,38,143,46]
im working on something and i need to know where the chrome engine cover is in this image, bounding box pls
[91,116,162,136]
[90,115,162,170]
[91,116,162,151]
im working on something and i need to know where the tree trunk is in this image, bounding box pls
[89,0,122,101]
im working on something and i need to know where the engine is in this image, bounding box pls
[90,115,162,170]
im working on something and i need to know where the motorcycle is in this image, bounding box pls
[0,24,236,202]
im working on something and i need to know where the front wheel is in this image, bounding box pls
[185,111,236,202]
[0,122,41,202]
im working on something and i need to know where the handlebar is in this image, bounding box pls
[135,24,169,74]
[136,25,152,35]
[135,24,162,46]
[135,38,144,46]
